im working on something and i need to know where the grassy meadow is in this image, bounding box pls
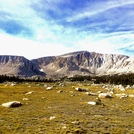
[0,82,134,134]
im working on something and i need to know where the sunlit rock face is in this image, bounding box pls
[32,51,132,78]
[0,51,133,78]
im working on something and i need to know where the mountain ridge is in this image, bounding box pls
[0,55,45,77]
[0,51,133,78]
[31,51,132,78]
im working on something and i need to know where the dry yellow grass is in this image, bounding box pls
[0,82,134,134]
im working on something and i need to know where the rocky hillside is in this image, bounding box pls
[0,55,45,77]
[0,51,133,78]
[31,51,133,78]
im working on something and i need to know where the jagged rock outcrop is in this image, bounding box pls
[0,55,45,77]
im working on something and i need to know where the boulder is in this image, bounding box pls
[88,101,96,105]
[22,98,29,101]
[46,86,53,90]
[85,92,98,96]
[98,93,112,98]
[2,101,22,108]
[115,93,128,98]
[75,87,88,92]
[88,98,103,105]
[25,91,33,95]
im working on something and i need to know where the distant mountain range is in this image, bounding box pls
[0,51,133,78]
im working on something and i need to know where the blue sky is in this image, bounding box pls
[0,0,134,59]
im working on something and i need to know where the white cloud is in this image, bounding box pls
[0,33,73,59]
[71,32,134,56]
[1,30,133,59]
[0,0,134,58]
[74,37,114,55]
[0,0,32,17]
[0,0,63,43]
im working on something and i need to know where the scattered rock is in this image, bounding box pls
[75,87,88,92]
[2,101,22,108]
[41,97,46,99]
[25,91,33,95]
[120,94,128,99]
[22,98,29,101]
[62,125,67,129]
[10,83,16,86]
[88,101,96,105]
[126,85,131,89]
[98,93,112,98]
[46,86,53,90]
[88,98,103,105]
[118,85,125,91]
[98,91,103,94]
[85,92,98,96]
[59,83,64,86]
[71,120,80,125]
[49,116,56,120]
[94,115,104,118]
[57,90,63,93]
[115,93,128,98]
[69,91,74,94]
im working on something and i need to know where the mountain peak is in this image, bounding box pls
[32,51,132,78]
[0,51,133,78]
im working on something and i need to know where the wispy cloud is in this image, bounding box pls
[70,31,134,56]
[66,0,134,22]
[0,0,134,58]
[0,33,74,59]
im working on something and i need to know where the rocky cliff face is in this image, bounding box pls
[32,51,132,78]
[0,55,45,77]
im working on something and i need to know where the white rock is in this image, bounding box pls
[75,87,88,92]
[119,85,125,91]
[98,91,102,94]
[22,98,29,101]
[88,101,96,105]
[115,93,128,98]
[98,93,112,98]
[126,85,131,89]
[46,87,53,90]
[62,125,67,129]
[11,83,16,86]
[85,92,98,96]
[49,116,56,120]
[57,90,63,93]
[2,101,22,108]
[25,91,33,95]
